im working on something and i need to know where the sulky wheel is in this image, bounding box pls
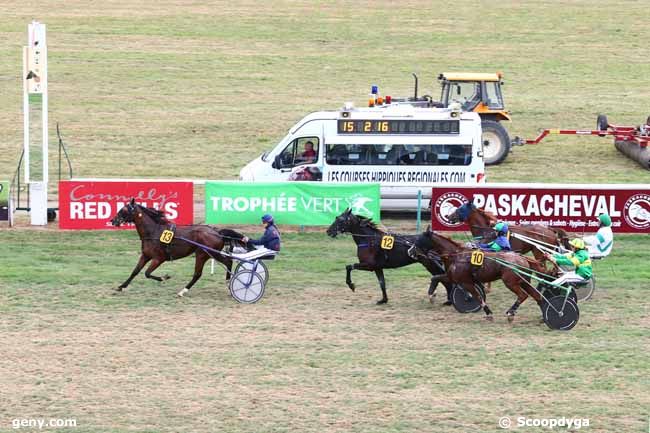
[452,283,486,314]
[572,276,595,302]
[234,260,269,284]
[481,120,511,165]
[229,270,265,304]
[538,283,577,306]
[542,296,580,331]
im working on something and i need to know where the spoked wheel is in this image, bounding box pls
[229,270,265,304]
[571,276,595,302]
[542,296,580,331]
[234,260,269,284]
[452,284,486,314]
[538,283,578,305]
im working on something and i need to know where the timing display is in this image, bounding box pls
[337,119,459,135]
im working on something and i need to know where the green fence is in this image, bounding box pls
[205,182,380,225]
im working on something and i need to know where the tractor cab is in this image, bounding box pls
[438,72,510,121]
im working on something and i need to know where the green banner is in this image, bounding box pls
[205,182,381,225]
[0,180,9,221]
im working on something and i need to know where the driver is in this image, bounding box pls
[478,222,511,252]
[584,213,613,258]
[243,214,281,252]
[545,238,592,286]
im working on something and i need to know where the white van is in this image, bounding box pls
[239,102,485,209]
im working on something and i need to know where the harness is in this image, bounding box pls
[159,223,177,260]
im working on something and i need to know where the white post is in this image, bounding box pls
[24,21,48,225]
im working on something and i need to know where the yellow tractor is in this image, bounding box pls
[436,72,512,165]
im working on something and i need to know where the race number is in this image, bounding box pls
[380,235,395,250]
[159,229,174,244]
[470,250,484,266]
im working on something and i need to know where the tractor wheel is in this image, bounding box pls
[481,120,511,165]
[597,114,608,136]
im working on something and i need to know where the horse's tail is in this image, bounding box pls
[523,256,546,275]
[551,228,571,250]
[215,228,249,249]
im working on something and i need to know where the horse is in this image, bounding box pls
[110,198,248,297]
[326,209,454,305]
[448,199,570,263]
[409,227,546,322]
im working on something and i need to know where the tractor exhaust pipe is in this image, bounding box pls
[412,73,418,100]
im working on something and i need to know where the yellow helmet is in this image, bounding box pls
[569,238,586,250]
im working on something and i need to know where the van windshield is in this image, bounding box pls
[326,144,473,166]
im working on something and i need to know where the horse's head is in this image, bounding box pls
[326,208,357,237]
[408,226,435,259]
[448,200,474,224]
[110,198,138,226]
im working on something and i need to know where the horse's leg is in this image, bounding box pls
[177,251,210,297]
[428,274,453,305]
[462,281,493,320]
[117,254,150,291]
[504,281,530,323]
[144,258,171,282]
[222,256,233,281]
[374,269,388,305]
[345,264,356,291]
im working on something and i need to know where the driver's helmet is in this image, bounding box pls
[598,213,612,227]
[262,214,274,224]
[569,238,586,250]
[494,221,509,235]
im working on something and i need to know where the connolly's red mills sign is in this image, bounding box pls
[431,184,650,233]
[59,180,194,229]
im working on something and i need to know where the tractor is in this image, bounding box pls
[436,72,512,165]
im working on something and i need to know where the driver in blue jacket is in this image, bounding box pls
[478,222,511,252]
[243,214,281,252]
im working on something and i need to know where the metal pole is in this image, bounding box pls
[416,189,422,233]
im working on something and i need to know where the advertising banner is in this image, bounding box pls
[205,182,381,225]
[0,181,9,222]
[431,184,650,233]
[59,181,194,229]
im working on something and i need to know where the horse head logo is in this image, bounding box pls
[347,194,374,218]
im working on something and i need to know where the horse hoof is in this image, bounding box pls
[429,295,436,304]
[485,315,494,322]
[163,274,171,281]
[376,299,388,305]
[347,284,356,292]
[507,315,515,323]
[114,286,124,292]
[177,288,189,298]
[443,300,453,306]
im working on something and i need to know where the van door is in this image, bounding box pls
[272,136,323,181]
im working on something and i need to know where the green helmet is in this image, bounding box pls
[494,222,508,234]
[598,213,611,227]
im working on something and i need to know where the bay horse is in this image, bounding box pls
[410,227,545,322]
[448,199,570,263]
[110,198,248,297]
[326,209,455,305]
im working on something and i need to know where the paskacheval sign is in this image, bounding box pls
[59,180,194,229]
[431,184,650,233]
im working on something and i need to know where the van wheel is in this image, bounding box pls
[482,120,511,165]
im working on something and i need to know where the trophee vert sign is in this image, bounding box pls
[431,184,650,233]
[59,181,194,229]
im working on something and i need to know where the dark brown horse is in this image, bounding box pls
[110,198,247,297]
[326,209,455,305]
[448,199,570,263]
[410,227,546,322]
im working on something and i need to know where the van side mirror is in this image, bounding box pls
[272,154,281,169]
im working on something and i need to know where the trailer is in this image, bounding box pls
[513,114,650,170]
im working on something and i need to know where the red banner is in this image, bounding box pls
[59,181,194,229]
[431,184,650,233]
